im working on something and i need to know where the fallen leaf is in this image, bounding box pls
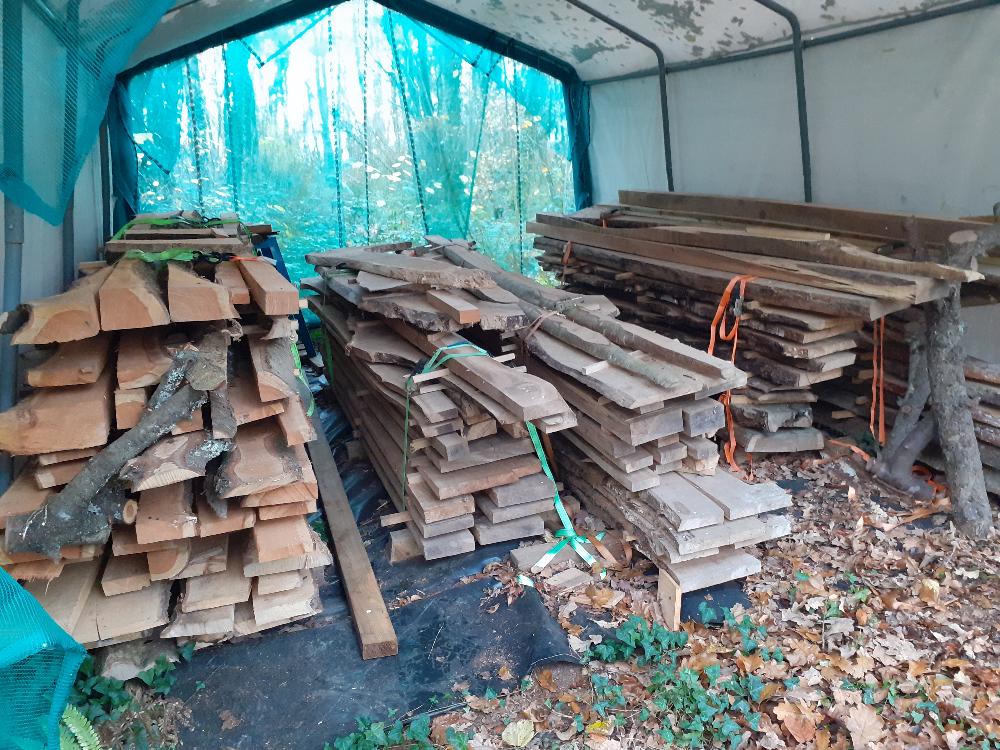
[219,710,242,731]
[501,719,535,747]
[843,703,884,748]
[774,702,817,743]
[498,665,514,681]
[536,668,557,692]
[919,578,941,604]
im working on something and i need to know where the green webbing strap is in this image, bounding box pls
[122,248,203,263]
[111,216,226,241]
[524,422,602,576]
[400,342,490,504]
[289,339,315,417]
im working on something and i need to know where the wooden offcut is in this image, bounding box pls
[99,259,171,330]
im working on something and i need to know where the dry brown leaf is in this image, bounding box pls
[536,669,558,692]
[919,578,941,604]
[775,702,817,744]
[844,703,884,748]
[498,665,514,681]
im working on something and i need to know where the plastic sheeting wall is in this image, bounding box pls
[0,141,104,309]
[588,5,1000,362]
[589,5,1000,215]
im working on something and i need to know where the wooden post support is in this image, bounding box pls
[657,568,682,631]
[306,411,398,659]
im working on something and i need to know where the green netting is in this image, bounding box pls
[124,0,575,281]
[0,0,175,225]
[0,569,85,749]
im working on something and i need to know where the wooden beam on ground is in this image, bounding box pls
[306,410,397,659]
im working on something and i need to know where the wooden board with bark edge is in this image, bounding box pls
[306,410,397,659]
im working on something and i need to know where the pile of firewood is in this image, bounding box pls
[305,237,794,621]
[0,213,327,648]
[531,193,985,457]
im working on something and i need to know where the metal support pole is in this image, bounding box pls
[1,0,24,492]
[751,0,812,202]
[563,0,674,191]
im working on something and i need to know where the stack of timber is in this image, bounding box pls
[307,238,794,601]
[305,244,576,561]
[814,311,1000,496]
[0,211,329,649]
[532,191,985,456]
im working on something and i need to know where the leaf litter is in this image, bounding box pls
[443,450,1000,749]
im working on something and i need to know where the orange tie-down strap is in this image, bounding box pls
[869,317,887,445]
[707,275,755,473]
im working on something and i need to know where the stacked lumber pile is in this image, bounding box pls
[0,212,329,649]
[305,243,576,560]
[815,311,1000,495]
[532,191,985,456]
[307,238,794,603]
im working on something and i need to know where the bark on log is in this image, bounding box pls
[922,226,1000,539]
[869,334,935,500]
[925,286,993,537]
[435,240,741,388]
[3,341,222,556]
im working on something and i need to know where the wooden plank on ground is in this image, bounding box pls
[307,411,397,659]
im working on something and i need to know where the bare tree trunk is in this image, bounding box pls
[924,286,993,537]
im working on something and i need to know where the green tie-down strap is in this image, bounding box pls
[122,247,204,263]
[524,422,603,576]
[400,342,490,504]
[289,340,315,417]
[111,215,227,241]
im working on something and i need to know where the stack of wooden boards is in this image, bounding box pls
[306,238,795,599]
[0,212,330,649]
[532,191,985,456]
[815,311,1000,495]
[305,244,576,561]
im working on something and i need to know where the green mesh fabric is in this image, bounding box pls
[0,569,85,749]
[125,0,574,280]
[0,0,175,225]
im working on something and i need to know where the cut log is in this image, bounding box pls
[101,554,152,596]
[195,496,255,537]
[11,265,114,344]
[214,261,252,305]
[215,421,311,498]
[237,260,300,315]
[26,335,112,387]
[167,262,238,321]
[147,539,192,580]
[115,388,148,430]
[117,330,186,389]
[248,335,302,403]
[33,458,89,489]
[251,515,312,563]
[252,571,317,626]
[0,367,112,455]
[98,259,171,330]
[121,431,232,492]
[135,482,198,544]
[36,447,98,466]
[181,538,252,612]
[27,559,102,632]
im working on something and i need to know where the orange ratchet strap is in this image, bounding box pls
[707,274,755,472]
